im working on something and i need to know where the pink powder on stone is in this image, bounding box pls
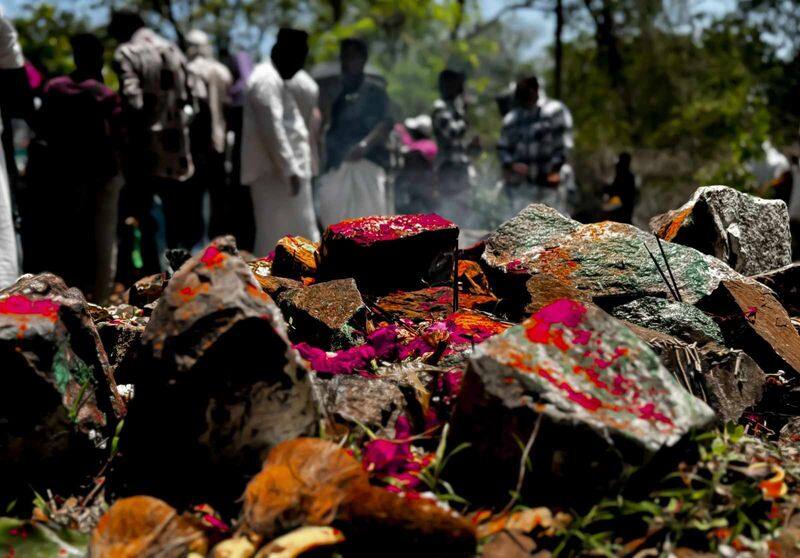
[535,299,586,328]
[515,299,676,428]
[537,366,603,412]
[525,299,587,348]
[327,214,455,246]
[638,402,675,426]
[0,295,60,319]
[573,329,592,345]
[200,246,225,268]
[505,259,527,273]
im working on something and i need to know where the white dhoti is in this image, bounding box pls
[250,173,319,258]
[317,160,388,228]
[0,14,23,289]
[0,131,18,289]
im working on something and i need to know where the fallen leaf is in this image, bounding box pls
[476,507,554,539]
[481,530,537,558]
[255,526,344,558]
[210,535,257,558]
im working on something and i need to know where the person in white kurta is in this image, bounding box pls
[0,14,23,288]
[241,30,318,257]
[286,69,321,178]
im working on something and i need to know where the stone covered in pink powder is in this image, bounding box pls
[327,214,456,246]
[319,214,459,294]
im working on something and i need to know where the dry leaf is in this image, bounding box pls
[89,496,207,558]
[255,526,345,558]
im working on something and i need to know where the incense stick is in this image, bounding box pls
[643,241,680,301]
[655,234,682,302]
[452,249,459,313]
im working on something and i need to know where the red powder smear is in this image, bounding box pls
[200,246,225,268]
[538,365,603,411]
[573,329,591,345]
[513,300,676,428]
[573,365,609,391]
[612,374,633,396]
[0,295,60,319]
[178,283,209,301]
[638,402,674,426]
[327,214,455,245]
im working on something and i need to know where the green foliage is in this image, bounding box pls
[560,20,780,192]
[550,424,798,556]
[110,419,125,459]
[13,3,89,76]
[0,517,88,557]
[10,0,800,204]
[417,423,471,505]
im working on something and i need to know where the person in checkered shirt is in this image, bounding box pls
[497,75,573,216]
[431,69,479,226]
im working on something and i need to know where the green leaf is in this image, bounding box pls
[0,518,88,557]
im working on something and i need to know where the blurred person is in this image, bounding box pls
[186,29,232,240]
[109,8,196,279]
[241,28,317,257]
[431,69,479,226]
[750,140,790,190]
[318,38,392,226]
[0,12,24,288]
[394,115,437,214]
[35,33,122,301]
[497,76,573,217]
[224,51,255,251]
[287,69,321,178]
[602,152,637,224]
[536,77,576,212]
[786,154,800,258]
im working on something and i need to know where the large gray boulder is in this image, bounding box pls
[651,185,791,276]
[125,237,319,509]
[624,321,764,423]
[609,296,724,345]
[0,273,125,504]
[483,204,743,304]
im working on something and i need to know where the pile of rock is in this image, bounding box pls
[3,188,800,557]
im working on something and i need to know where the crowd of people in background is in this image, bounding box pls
[5,8,794,303]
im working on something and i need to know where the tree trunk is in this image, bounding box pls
[554,0,564,99]
[599,0,623,88]
[451,0,466,41]
[329,0,344,23]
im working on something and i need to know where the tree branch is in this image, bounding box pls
[465,0,548,40]
[152,0,186,49]
[450,0,466,41]
[582,0,601,26]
